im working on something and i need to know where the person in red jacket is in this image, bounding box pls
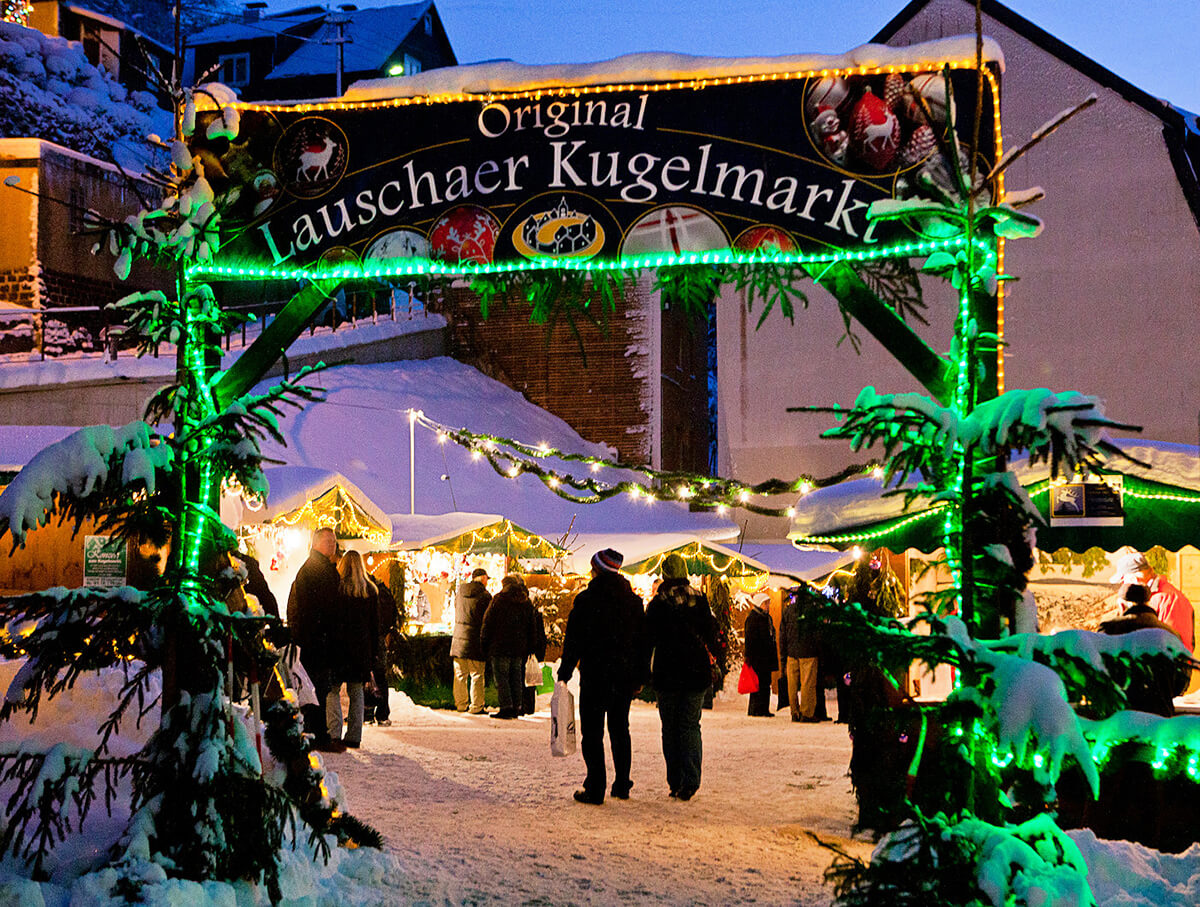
[1110,551,1195,652]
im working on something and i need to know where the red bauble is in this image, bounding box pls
[851,88,901,171]
[430,205,499,264]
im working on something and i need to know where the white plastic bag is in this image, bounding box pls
[525,655,543,687]
[550,681,576,757]
[280,647,318,708]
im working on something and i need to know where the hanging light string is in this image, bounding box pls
[269,485,391,546]
[624,541,768,584]
[411,410,881,517]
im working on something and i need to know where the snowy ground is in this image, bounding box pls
[333,689,867,906]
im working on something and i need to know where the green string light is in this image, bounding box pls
[186,236,972,282]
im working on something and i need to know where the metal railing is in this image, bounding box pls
[0,286,431,362]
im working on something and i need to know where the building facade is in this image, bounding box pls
[716,0,1200,539]
[185,2,457,101]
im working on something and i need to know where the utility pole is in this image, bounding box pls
[325,8,351,97]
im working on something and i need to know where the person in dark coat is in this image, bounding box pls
[645,552,719,800]
[326,549,379,748]
[558,549,647,804]
[522,601,548,715]
[233,550,278,618]
[779,587,822,722]
[450,569,491,714]
[286,526,340,749]
[365,580,398,726]
[1100,583,1187,715]
[742,593,778,717]
[481,575,536,719]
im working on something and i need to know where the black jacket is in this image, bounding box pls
[644,578,718,692]
[778,599,820,659]
[1100,603,1185,714]
[327,585,380,683]
[481,586,536,659]
[558,571,647,691]
[450,580,490,660]
[287,550,339,668]
[743,606,779,674]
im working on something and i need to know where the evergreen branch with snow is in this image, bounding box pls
[0,423,173,549]
[0,586,155,723]
[0,744,143,877]
[985,628,1197,719]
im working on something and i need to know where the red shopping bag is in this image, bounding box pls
[737,663,759,694]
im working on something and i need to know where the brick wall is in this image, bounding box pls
[440,279,655,464]
[0,268,38,307]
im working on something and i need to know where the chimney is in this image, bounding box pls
[243,2,267,22]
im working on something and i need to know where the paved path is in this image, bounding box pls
[328,695,870,905]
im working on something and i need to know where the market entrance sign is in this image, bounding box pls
[193,53,998,279]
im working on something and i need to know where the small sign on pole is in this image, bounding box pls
[83,535,127,587]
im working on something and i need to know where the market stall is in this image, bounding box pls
[227,466,392,609]
[788,441,1200,691]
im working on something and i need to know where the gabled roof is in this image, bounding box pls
[265,2,434,81]
[874,0,1200,230]
[187,11,324,46]
[66,0,175,48]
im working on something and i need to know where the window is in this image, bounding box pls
[404,53,422,76]
[423,12,433,35]
[218,53,250,88]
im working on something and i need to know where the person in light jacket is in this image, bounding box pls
[450,568,491,714]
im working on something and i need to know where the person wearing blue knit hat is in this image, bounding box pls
[558,548,647,804]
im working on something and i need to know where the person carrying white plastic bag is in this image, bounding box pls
[550,680,576,756]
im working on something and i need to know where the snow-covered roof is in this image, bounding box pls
[788,438,1200,541]
[0,425,82,471]
[342,35,1003,102]
[265,3,432,81]
[187,11,323,45]
[252,358,740,542]
[387,511,502,548]
[231,466,392,539]
[739,541,856,583]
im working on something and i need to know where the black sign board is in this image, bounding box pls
[193,63,996,275]
[1050,477,1125,527]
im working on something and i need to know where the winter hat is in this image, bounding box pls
[1109,551,1150,584]
[471,568,488,580]
[592,548,624,573]
[661,553,688,579]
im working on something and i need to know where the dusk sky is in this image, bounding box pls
[273,0,1200,112]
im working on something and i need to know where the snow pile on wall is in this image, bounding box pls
[0,21,159,165]
[342,36,1004,103]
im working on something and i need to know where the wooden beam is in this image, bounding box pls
[804,261,952,404]
[212,279,341,409]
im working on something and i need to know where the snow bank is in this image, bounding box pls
[252,358,739,539]
[0,22,166,170]
[1070,830,1200,906]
